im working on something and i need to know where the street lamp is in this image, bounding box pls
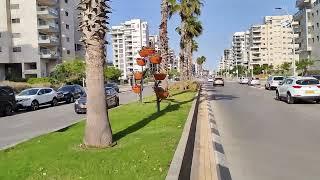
[275,7,297,76]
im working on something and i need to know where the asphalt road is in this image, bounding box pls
[207,82,320,180]
[0,86,153,150]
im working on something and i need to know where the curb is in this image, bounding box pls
[166,89,200,180]
[205,89,232,180]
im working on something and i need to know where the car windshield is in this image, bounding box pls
[273,77,284,81]
[296,79,319,85]
[312,75,320,80]
[215,78,223,80]
[58,86,74,91]
[18,89,39,96]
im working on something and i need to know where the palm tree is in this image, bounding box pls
[196,55,206,76]
[78,0,113,148]
[160,0,169,90]
[296,59,315,76]
[169,0,203,80]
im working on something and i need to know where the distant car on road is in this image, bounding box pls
[57,85,85,103]
[248,77,260,86]
[276,77,320,104]
[239,77,249,84]
[0,86,16,116]
[265,76,284,90]
[105,83,120,93]
[16,88,58,111]
[208,77,214,83]
[213,77,224,86]
[74,87,119,114]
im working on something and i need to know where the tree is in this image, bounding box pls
[160,0,169,90]
[50,59,85,84]
[296,59,315,76]
[169,0,202,80]
[168,69,180,79]
[78,0,113,148]
[261,64,273,75]
[196,55,206,76]
[104,66,122,82]
[280,62,291,76]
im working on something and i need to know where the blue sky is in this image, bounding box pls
[107,0,297,70]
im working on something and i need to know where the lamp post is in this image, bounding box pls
[275,7,297,76]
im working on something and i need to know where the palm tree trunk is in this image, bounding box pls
[160,0,169,90]
[179,20,187,81]
[186,39,193,79]
[84,43,113,147]
[79,0,113,148]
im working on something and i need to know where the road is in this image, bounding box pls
[0,86,153,150]
[207,82,320,180]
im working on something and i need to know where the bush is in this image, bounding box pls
[27,77,51,85]
[169,80,200,92]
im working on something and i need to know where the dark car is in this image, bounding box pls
[0,86,16,116]
[105,83,119,93]
[57,85,85,103]
[74,87,119,114]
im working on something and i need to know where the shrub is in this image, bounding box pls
[27,77,51,85]
[169,80,200,92]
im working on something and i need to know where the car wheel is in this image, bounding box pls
[51,98,58,107]
[286,93,295,104]
[315,100,320,104]
[30,100,39,111]
[116,98,120,107]
[4,104,13,116]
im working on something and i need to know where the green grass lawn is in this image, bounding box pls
[0,91,195,180]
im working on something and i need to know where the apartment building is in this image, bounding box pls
[294,0,320,69]
[149,35,160,51]
[0,0,83,80]
[232,31,250,67]
[248,15,299,67]
[110,19,149,80]
[223,48,233,71]
[167,49,179,71]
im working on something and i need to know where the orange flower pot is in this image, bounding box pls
[150,55,162,64]
[154,87,169,99]
[136,58,146,66]
[139,48,156,57]
[154,73,166,80]
[132,85,141,94]
[134,72,143,80]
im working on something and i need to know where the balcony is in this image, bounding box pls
[40,49,59,59]
[38,35,59,46]
[38,21,59,33]
[37,6,58,19]
[296,0,312,8]
[37,0,58,6]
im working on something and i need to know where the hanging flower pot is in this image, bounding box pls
[154,73,166,80]
[136,58,146,66]
[134,72,143,80]
[139,47,155,57]
[132,85,141,94]
[154,87,169,99]
[150,54,162,64]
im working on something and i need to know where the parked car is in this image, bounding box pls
[239,77,249,84]
[74,87,119,114]
[276,77,320,104]
[208,77,214,82]
[57,85,85,103]
[16,88,58,111]
[105,83,119,93]
[0,86,16,116]
[248,77,260,86]
[306,75,320,80]
[213,77,224,86]
[265,76,284,90]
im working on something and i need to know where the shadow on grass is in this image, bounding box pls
[113,95,195,141]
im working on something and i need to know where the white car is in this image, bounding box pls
[239,77,249,84]
[276,77,320,104]
[265,76,284,90]
[208,77,214,82]
[16,88,58,111]
[248,77,260,86]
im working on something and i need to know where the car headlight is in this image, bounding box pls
[20,98,31,102]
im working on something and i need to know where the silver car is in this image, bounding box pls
[265,76,284,90]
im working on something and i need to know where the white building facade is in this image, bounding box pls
[110,19,149,80]
[0,0,83,80]
[232,32,250,68]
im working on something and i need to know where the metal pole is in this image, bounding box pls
[140,66,143,103]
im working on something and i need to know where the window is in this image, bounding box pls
[29,63,37,69]
[12,33,21,38]
[45,89,52,94]
[0,47,2,52]
[65,11,69,16]
[317,10,319,16]
[64,0,68,3]
[317,36,319,42]
[317,23,319,28]
[67,50,70,54]
[10,4,19,9]
[11,18,20,23]
[66,37,70,42]
[13,47,21,52]
[313,38,315,43]
[66,24,69,29]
